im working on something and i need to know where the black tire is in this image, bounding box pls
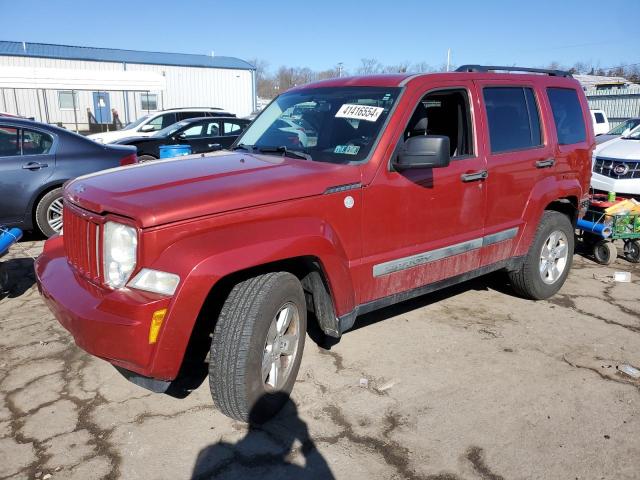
[35,187,63,238]
[508,211,574,300]
[137,155,157,163]
[593,240,617,265]
[209,272,307,423]
[0,263,9,294]
[623,240,640,264]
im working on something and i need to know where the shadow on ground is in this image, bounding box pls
[0,257,36,300]
[191,392,334,480]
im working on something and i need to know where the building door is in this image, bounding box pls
[92,92,112,124]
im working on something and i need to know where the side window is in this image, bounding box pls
[0,126,20,157]
[22,129,53,155]
[181,124,204,138]
[403,89,474,158]
[205,121,220,136]
[594,112,605,124]
[547,88,587,145]
[146,113,177,131]
[223,122,244,135]
[483,87,542,153]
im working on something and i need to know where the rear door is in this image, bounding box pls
[474,81,552,266]
[0,125,56,225]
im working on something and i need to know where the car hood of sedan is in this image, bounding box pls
[64,151,360,228]
[595,136,640,160]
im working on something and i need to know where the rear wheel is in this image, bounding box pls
[623,240,640,263]
[35,187,64,237]
[508,211,574,299]
[209,272,307,423]
[137,155,157,163]
[593,240,617,265]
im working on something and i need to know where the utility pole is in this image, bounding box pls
[337,62,344,78]
[446,49,451,72]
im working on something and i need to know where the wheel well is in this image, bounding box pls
[545,197,578,226]
[171,256,336,392]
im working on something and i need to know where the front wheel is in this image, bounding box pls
[209,272,307,423]
[623,240,640,264]
[508,211,574,300]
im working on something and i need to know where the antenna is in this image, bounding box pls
[22,41,26,53]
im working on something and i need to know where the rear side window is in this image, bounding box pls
[594,112,605,124]
[483,87,542,153]
[547,88,587,145]
[22,129,53,155]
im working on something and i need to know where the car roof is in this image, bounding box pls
[0,116,79,135]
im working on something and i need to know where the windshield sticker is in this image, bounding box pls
[335,104,384,122]
[334,145,360,155]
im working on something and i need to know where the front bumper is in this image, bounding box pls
[35,236,172,378]
[591,172,640,196]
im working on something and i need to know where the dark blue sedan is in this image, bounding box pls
[0,117,136,237]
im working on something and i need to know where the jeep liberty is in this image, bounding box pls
[36,65,593,422]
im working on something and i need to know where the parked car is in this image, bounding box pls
[0,118,136,237]
[113,117,250,161]
[590,109,610,136]
[592,124,640,196]
[37,65,593,422]
[595,117,640,145]
[87,108,234,144]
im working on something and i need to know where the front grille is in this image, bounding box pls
[63,205,100,282]
[593,157,640,180]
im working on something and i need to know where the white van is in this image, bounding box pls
[590,109,610,136]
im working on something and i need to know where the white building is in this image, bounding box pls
[0,41,256,132]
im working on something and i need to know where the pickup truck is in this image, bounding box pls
[36,65,593,422]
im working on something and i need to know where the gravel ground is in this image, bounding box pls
[1,238,639,480]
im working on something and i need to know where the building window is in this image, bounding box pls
[141,93,158,111]
[58,91,78,110]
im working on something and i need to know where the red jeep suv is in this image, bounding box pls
[36,65,593,422]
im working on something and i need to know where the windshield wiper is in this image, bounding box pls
[232,143,254,151]
[257,146,312,161]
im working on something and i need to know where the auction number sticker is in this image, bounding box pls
[335,104,384,122]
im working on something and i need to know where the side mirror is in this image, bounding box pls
[139,124,156,133]
[393,135,451,170]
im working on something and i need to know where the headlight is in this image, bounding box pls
[103,221,137,289]
[128,268,180,296]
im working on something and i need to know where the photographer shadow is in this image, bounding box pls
[191,392,334,480]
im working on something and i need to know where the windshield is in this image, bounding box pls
[610,119,640,136]
[235,86,401,163]
[153,120,191,137]
[622,124,640,140]
[123,114,152,130]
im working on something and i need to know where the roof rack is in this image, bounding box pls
[162,107,225,111]
[455,65,572,78]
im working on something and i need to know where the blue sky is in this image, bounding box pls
[1,0,637,73]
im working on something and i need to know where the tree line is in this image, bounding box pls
[250,58,640,99]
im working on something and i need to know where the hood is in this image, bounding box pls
[65,152,361,228]
[87,129,148,143]
[112,136,157,145]
[595,136,640,160]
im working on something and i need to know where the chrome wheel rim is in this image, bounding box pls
[47,197,64,233]
[262,302,300,390]
[539,230,568,284]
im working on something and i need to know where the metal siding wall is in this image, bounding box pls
[0,55,254,126]
[585,87,640,128]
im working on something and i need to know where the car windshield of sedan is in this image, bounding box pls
[153,121,191,138]
[622,125,640,140]
[235,86,401,163]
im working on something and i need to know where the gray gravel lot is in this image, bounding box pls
[1,238,639,480]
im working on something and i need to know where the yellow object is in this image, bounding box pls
[148,308,167,344]
[605,199,640,216]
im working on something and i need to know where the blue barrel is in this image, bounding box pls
[0,227,22,255]
[159,144,192,159]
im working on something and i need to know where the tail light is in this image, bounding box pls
[120,153,138,166]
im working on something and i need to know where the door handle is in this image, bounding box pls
[461,170,488,182]
[536,158,555,169]
[208,143,221,148]
[22,162,48,170]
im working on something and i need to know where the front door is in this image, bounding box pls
[92,92,112,124]
[359,83,487,304]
